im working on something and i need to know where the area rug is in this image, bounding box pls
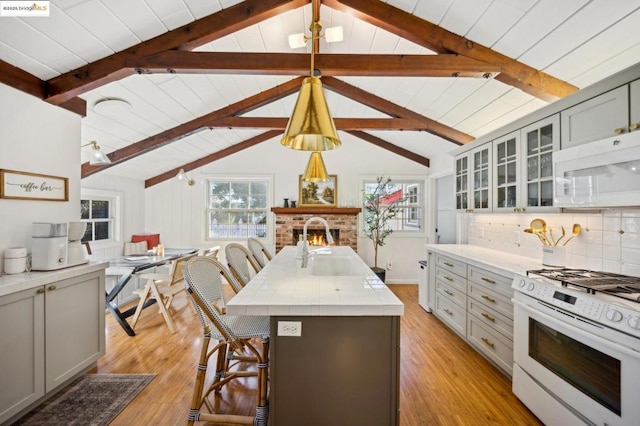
[12,374,156,426]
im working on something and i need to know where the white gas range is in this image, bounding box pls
[511,268,640,426]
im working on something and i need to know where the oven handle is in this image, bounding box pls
[513,298,640,359]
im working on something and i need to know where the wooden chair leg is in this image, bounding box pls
[188,327,213,426]
[148,281,176,333]
[130,283,152,329]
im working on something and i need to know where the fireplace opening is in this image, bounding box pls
[292,229,340,246]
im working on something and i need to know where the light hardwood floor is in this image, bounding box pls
[96,284,542,425]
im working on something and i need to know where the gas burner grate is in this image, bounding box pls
[526,268,640,302]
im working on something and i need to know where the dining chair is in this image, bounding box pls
[225,243,261,289]
[184,256,270,426]
[130,253,197,333]
[247,238,273,269]
[201,245,220,260]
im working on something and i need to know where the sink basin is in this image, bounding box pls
[310,255,365,276]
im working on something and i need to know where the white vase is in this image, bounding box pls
[542,246,566,268]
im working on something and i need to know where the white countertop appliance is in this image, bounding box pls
[511,268,640,426]
[31,222,90,271]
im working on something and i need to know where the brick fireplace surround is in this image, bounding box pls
[271,207,361,253]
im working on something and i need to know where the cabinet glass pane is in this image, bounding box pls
[481,149,488,165]
[528,157,539,180]
[497,164,505,185]
[497,187,505,207]
[507,186,517,207]
[507,162,516,183]
[528,182,539,207]
[527,131,538,155]
[474,171,481,189]
[541,152,552,177]
[540,124,553,148]
[541,181,553,206]
[497,143,505,163]
[481,169,488,188]
[507,138,516,157]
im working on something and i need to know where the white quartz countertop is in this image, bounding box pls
[425,244,544,277]
[226,246,404,317]
[0,261,108,297]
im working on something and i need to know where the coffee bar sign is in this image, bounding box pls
[0,169,68,201]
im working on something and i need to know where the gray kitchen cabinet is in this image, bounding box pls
[454,154,470,211]
[0,270,105,424]
[519,115,560,212]
[560,85,629,149]
[631,79,640,133]
[492,131,520,212]
[455,144,492,212]
[433,254,468,337]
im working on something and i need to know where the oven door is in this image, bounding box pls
[513,295,640,426]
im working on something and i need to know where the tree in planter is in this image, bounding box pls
[363,176,405,275]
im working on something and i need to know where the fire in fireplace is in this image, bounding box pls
[292,229,340,246]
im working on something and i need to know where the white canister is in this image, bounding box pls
[4,247,28,274]
[542,245,566,268]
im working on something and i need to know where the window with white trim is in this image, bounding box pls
[207,177,270,239]
[362,178,424,233]
[80,189,120,243]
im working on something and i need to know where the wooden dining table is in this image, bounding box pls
[105,248,198,336]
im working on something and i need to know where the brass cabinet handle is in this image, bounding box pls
[481,312,496,322]
[444,275,454,282]
[630,123,639,131]
[481,337,495,348]
[614,127,625,134]
[443,309,453,316]
[36,288,45,294]
[48,285,57,291]
[481,295,496,303]
[444,289,454,296]
[481,277,496,284]
[513,207,525,213]
[465,209,474,213]
[444,262,454,267]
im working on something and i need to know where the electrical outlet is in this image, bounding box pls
[277,321,302,337]
[386,260,392,270]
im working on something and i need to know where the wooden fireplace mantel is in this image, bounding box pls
[271,207,361,215]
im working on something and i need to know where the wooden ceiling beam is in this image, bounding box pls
[324,0,578,101]
[82,77,303,178]
[323,76,474,145]
[145,130,282,188]
[131,51,500,77]
[347,130,430,168]
[46,0,308,105]
[211,116,432,131]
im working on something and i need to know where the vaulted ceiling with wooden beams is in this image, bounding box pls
[2,0,640,186]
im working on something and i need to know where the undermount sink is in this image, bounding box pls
[309,255,365,276]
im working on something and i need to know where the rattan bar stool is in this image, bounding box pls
[247,238,273,269]
[184,256,270,426]
[225,243,261,289]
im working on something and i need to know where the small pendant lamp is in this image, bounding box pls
[302,152,329,182]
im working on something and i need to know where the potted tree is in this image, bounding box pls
[363,176,405,282]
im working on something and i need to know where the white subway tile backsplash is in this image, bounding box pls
[466,208,640,275]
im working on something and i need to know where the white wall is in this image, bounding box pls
[0,83,81,273]
[144,133,432,283]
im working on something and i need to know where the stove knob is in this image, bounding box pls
[518,279,526,288]
[606,309,623,322]
[628,316,640,330]
[527,282,535,291]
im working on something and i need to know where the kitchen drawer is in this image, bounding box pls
[468,281,513,319]
[468,266,513,298]
[435,292,466,337]
[468,298,513,340]
[435,254,467,278]
[435,266,466,293]
[467,315,513,376]
[436,279,466,309]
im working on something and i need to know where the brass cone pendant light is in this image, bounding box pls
[303,152,329,182]
[281,3,341,151]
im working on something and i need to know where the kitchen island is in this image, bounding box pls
[226,246,404,426]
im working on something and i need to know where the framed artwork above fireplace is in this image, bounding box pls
[299,174,337,207]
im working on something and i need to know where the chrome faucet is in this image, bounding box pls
[301,216,334,268]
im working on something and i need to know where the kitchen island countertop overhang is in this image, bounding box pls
[225,245,404,317]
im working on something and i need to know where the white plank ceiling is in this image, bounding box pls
[1,0,640,181]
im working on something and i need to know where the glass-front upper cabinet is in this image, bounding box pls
[455,155,470,211]
[492,131,519,211]
[519,115,560,211]
[471,144,492,211]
